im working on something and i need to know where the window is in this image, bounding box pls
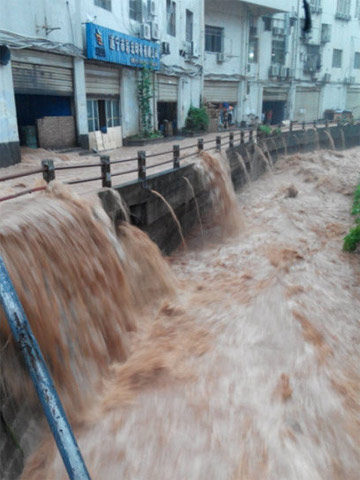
[271,37,286,65]
[310,0,322,13]
[130,0,142,21]
[304,45,321,72]
[356,0,360,18]
[205,25,223,53]
[332,49,343,68]
[354,52,360,69]
[87,99,120,132]
[321,24,331,43]
[87,100,99,132]
[105,100,120,128]
[336,0,351,18]
[167,0,176,36]
[248,18,258,63]
[186,10,193,43]
[94,0,111,11]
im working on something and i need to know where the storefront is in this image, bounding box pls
[346,88,360,119]
[156,75,179,135]
[203,80,239,131]
[294,86,321,123]
[262,87,288,125]
[11,49,76,149]
[86,23,160,149]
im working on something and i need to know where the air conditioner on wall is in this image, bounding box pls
[150,22,160,40]
[140,23,151,40]
[190,41,199,58]
[217,52,225,63]
[269,65,280,77]
[280,66,287,78]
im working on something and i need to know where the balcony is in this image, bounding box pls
[205,0,293,15]
[241,0,293,13]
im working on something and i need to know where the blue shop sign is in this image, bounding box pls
[86,23,160,70]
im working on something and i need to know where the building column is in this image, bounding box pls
[73,58,89,150]
[0,60,20,168]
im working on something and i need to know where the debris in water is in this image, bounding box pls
[285,184,299,198]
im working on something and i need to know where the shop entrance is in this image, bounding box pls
[262,100,286,125]
[157,102,178,136]
[15,94,73,148]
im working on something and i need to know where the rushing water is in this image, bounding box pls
[2,147,360,479]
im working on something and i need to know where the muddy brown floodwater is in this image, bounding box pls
[19,147,360,479]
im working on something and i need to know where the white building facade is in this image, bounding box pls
[0,0,359,167]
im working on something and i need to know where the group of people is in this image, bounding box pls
[219,102,234,129]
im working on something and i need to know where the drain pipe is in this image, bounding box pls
[0,256,91,480]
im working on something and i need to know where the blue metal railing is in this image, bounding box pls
[0,256,91,480]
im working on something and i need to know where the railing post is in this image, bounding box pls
[290,121,293,132]
[197,138,204,151]
[216,135,221,151]
[229,131,234,148]
[241,130,245,145]
[137,150,146,182]
[100,155,112,188]
[302,121,306,131]
[249,128,253,143]
[325,119,329,129]
[41,159,55,183]
[313,120,317,129]
[173,144,180,169]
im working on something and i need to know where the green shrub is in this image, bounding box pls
[258,125,272,136]
[344,184,360,252]
[272,127,282,136]
[185,106,209,131]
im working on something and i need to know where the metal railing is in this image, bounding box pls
[0,120,351,203]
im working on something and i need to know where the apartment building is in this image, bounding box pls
[0,0,204,166]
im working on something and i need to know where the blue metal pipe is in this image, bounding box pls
[0,256,91,480]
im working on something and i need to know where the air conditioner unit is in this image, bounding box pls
[150,22,160,40]
[350,76,356,84]
[190,41,199,58]
[140,23,151,40]
[344,77,352,84]
[161,42,170,55]
[272,27,285,36]
[217,52,225,63]
[150,1,156,15]
[280,66,287,78]
[269,65,280,77]
[323,73,331,83]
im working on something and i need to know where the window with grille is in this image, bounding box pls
[167,0,176,36]
[105,100,120,128]
[354,52,360,69]
[186,10,193,43]
[205,25,223,53]
[332,49,343,68]
[304,45,321,72]
[130,0,142,21]
[271,37,286,65]
[336,0,351,18]
[94,0,111,11]
[310,0,322,13]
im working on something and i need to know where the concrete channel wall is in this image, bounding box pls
[1,124,360,479]
[99,125,360,254]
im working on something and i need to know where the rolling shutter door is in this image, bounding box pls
[204,81,238,103]
[294,88,320,122]
[85,64,121,96]
[263,88,288,102]
[11,50,73,96]
[346,89,360,119]
[157,75,178,102]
